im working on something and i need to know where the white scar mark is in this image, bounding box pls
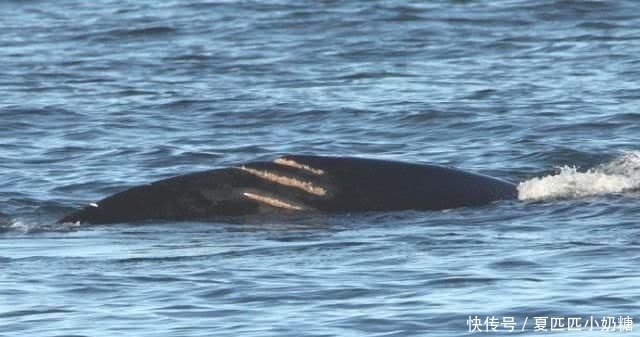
[274,158,325,175]
[243,192,304,210]
[237,166,327,196]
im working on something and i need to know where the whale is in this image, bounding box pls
[57,155,518,224]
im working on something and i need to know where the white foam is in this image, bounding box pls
[518,152,640,201]
[5,219,31,232]
[1,218,81,233]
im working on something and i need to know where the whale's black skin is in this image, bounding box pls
[57,155,518,224]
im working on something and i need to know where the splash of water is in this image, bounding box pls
[518,152,640,201]
[0,218,81,233]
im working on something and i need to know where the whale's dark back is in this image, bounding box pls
[57,155,518,224]
[290,155,517,211]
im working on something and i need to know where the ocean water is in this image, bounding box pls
[2,0,640,335]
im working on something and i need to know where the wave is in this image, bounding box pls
[518,152,640,201]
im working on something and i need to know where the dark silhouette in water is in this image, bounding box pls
[58,155,518,224]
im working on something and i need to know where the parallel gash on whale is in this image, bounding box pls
[58,155,518,224]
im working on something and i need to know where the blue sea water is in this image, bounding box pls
[2,0,640,336]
